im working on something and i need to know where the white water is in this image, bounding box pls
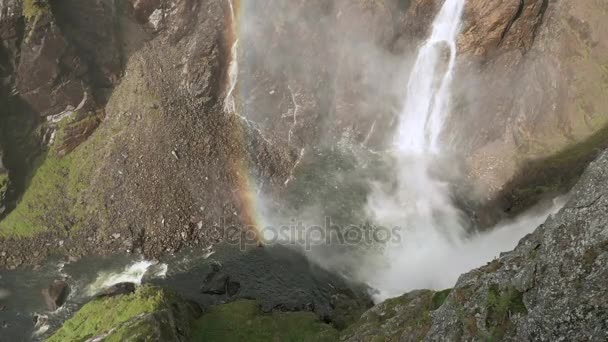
[364,0,476,300]
[85,260,168,296]
[364,0,568,301]
[395,0,465,154]
[224,0,239,114]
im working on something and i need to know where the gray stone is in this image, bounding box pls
[41,280,70,311]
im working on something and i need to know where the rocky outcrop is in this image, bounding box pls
[346,150,608,341]
[41,280,69,311]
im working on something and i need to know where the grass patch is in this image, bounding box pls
[484,285,527,340]
[191,300,339,342]
[47,286,195,342]
[431,288,452,310]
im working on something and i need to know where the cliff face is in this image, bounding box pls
[455,0,608,206]
[346,150,608,341]
[0,0,296,266]
[0,0,607,266]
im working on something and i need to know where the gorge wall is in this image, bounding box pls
[0,0,607,267]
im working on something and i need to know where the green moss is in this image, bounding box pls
[431,288,452,310]
[0,114,101,237]
[23,0,49,19]
[48,286,180,342]
[191,300,339,342]
[484,285,527,340]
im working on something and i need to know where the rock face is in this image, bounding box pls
[41,280,70,311]
[346,150,608,341]
[451,0,608,202]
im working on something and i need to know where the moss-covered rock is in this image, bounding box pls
[48,285,201,342]
[341,289,451,342]
[191,300,339,342]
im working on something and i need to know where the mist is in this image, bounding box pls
[237,0,566,304]
[361,196,566,301]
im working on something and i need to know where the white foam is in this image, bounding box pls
[85,260,168,296]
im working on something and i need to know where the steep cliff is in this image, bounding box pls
[0,0,296,267]
[0,0,607,266]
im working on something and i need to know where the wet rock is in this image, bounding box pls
[201,272,230,295]
[226,280,240,297]
[141,262,165,283]
[41,280,70,311]
[95,282,136,299]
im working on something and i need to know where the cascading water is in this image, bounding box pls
[395,0,466,154]
[364,0,567,301]
[365,0,470,299]
[85,260,168,296]
[224,0,239,114]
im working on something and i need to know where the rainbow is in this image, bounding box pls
[222,0,267,246]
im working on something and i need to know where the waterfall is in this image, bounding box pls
[395,0,466,154]
[365,0,468,300]
[224,0,239,114]
[363,0,565,301]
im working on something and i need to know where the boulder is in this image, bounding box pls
[201,272,230,295]
[95,282,136,299]
[41,280,69,311]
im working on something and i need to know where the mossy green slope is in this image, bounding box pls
[0,114,102,237]
[191,300,339,342]
[48,285,200,342]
